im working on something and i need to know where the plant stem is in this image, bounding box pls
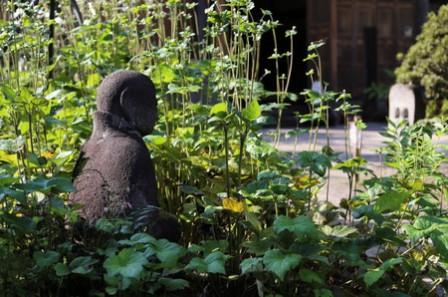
[224,125,231,198]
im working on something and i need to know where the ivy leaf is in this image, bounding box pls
[103,248,148,279]
[374,191,409,213]
[242,100,261,121]
[263,249,302,280]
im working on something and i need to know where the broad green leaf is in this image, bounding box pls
[263,249,302,280]
[364,258,402,287]
[186,257,207,273]
[151,239,186,267]
[364,269,384,287]
[69,256,98,274]
[313,288,334,297]
[46,177,75,192]
[152,64,176,84]
[86,73,102,87]
[188,240,228,254]
[0,187,26,204]
[273,215,317,238]
[210,102,228,115]
[381,257,402,270]
[374,191,409,213]
[204,251,228,274]
[240,257,263,274]
[299,268,324,284]
[145,135,167,146]
[243,237,275,255]
[34,251,60,269]
[298,151,331,176]
[257,170,280,180]
[1,85,16,101]
[159,278,189,291]
[130,233,157,244]
[103,248,148,279]
[242,100,261,121]
[105,287,118,295]
[245,211,262,232]
[431,231,448,258]
[186,251,228,274]
[54,263,70,277]
[329,225,358,238]
[19,176,74,193]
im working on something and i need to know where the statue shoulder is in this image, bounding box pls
[101,134,152,164]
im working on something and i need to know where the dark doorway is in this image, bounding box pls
[253,0,308,123]
[364,27,377,88]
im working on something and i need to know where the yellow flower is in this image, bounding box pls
[41,151,55,159]
[222,197,245,213]
[411,251,424,262]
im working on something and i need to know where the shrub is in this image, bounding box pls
[395,4,448,116]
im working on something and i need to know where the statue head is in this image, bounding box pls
[96,70,157,135]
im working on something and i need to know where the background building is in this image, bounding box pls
[254,0,447,121]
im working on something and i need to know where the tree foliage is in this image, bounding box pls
[395,5,448,107]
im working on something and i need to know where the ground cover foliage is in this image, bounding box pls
[1,0,448,296]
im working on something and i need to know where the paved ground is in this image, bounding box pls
[267,123,448,205]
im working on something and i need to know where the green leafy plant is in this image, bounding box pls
[396,4,448,116]
[1,0,448,296]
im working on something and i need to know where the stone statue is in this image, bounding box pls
[70,70,179,242]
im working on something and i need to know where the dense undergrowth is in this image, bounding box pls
[1,1,448,296]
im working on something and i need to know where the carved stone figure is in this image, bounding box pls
[389,84,425,124]
[70,70,179,242]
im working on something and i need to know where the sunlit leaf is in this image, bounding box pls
[242,100,261,121]
[374,190,409,213]
[210,102,228,115]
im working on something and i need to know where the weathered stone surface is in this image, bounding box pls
[389,83,425,124]
[70,70,179,241]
